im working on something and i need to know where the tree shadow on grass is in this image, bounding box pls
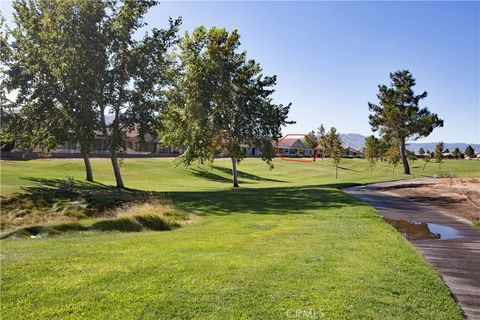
[187,166,285,184]
[7,177,365,220]
[9,177,157,216]
[1,178,179,238]
[188,168,237,184]
[337,166,361,172]
[212,166,285,183]
[168,183,366,216]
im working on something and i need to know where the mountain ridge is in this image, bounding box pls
[339,133,480,153]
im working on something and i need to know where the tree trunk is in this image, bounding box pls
[231,157,239,188]
[82,152,93,182]
[111,152,125,189]
[423,161,427,172]
[400,138,410,174]
[335,164,338,179]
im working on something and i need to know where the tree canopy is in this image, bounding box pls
[4,0,111,181]
[99,0,180,188]
[163,26,293,187]
[2,0,180,187]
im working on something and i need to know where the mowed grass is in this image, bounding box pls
[1,158,478,319]
[1,157,478,195]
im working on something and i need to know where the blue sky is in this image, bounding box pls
[2,1,479,143]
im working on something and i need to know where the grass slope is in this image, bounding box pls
[1,158,477,319]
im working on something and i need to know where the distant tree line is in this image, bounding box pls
[303,125,344,179]
[363,136,476,174]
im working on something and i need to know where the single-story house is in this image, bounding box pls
[415,152,431,158]
[442,152,453,159]
[343,146,363,158]
[277,138,314,157]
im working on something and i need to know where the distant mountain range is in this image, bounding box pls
[340,133,480,153]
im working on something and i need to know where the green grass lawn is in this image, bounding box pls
[1,157,478,195]
[1,158,478,319]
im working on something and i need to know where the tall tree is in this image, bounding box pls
[434,142,444,170]
[163,27,292,187]
[43,0,109,182]
[326,127,343,179]
[368,70,443,174]
[364,135,379,174]
[418,147,425,155]
[465,145,475,158]
[3,0,180,187]
[2,1,73,161]
[317,124,327,159]
[98,0,180,188]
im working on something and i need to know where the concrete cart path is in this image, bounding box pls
[344,178,480,320]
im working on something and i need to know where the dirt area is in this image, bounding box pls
[377,177,480,224]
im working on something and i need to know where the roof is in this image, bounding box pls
[278,138,307,149]
[346,147,361,152]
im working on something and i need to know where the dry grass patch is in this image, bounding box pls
[1,199,191,239]
[0,178,193,238]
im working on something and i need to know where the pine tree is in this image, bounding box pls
[369,70,443,174]
[464,145,475,158]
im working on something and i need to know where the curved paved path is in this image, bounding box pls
[344,178,480,320]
